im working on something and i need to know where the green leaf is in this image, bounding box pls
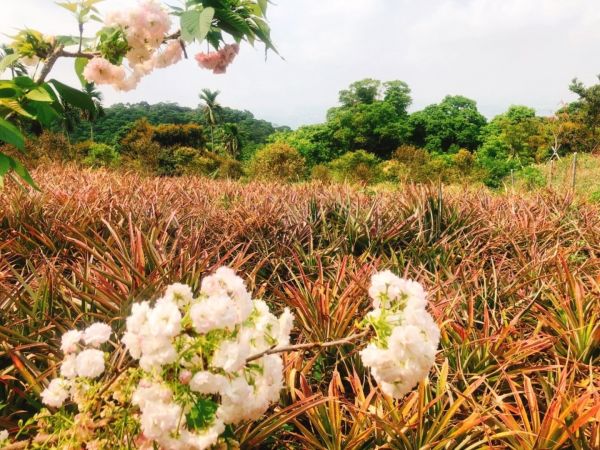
[0,54,20,75]
[197,7,215,43]
[75,58,89,86]
[47,79,95,113]
[56,2,79,13]
[214,9,252,39]
[0,153,11,176]
[8,155,38,190]
[0,118,25,150]
[180,9,201,42]
[0,98,35,119]
[186,398,218,430]
[0,81,19,99]
[13,76,37,90]
[257,0,268,16]
[25,86,54,102]
[28,102,61,127]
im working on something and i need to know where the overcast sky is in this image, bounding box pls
[2,0,600,128]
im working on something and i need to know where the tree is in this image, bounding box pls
[269,124,338,166]
[221,123,241,159]
[383,80,412,115]
[326,79,414,158]
[409,95,487,152]
[568,77,600,152]
[338,78,382,107]
[480,105,546,162]
[82,83,105,141]
[199,88,222,151]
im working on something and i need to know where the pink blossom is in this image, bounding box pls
[83,58,126,85]
[195,44,240,74]
[153,40,183,69]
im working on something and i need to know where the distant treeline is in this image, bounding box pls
[28,75,600,188]
[69,101,290,159]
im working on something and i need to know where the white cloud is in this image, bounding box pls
[1,0,599,127]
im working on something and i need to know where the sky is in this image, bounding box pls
[2,0,600,128]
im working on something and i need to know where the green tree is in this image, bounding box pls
[326,79,413,158]
[410,95,487,152]
[568,77,600,152]
[221,123,242,159]
[383,80,412,115]
[199,89,222,151]
[269,124,338,166]
[338,78,382,107]
[479,106,546,162]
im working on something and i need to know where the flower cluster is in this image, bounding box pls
[41,323,112,408]
[195,44,240,74]
[360,271,440,398]
[84,0,181,91]
[121,267,294,449]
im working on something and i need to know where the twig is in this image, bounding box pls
[246,330,369,363]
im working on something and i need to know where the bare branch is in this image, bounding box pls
[246,330,369,363]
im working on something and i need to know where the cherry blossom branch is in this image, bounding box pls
[35,30,186,84]
[246,330,370,363]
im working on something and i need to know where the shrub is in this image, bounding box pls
[158,146,206,176]
[517,166,546,190]
[311,164,333,183]
[329,150,382,184]
[153,123,205,149]
[217,157,244,179]
[453,149,474,173]
[248,143,306,182]
[393,145,430,166]
[82,143,120,168]
[168,148,243,179]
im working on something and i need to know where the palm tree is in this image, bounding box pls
[199,89,222,151]
[82,83,105,141]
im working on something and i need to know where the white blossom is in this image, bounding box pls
[132,381,173,410]
[41,378,70,408]
[139,336,177,371]
[164,282,194,308]
[148,298,182,338]
[60,330,82,354]
[200,267,253,323]
[277,307,294,347]
[211,333,250,373]
[126,301,151,334]
[139,400,182,440]
[189,295,239,334]
[189,371,227,395]
[60,354,78,379]
[368,270,427,310]
[83,323,112,347]
[75,349,105,378]
[0,429,9,443]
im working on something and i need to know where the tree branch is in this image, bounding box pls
[34,30,186,83]
[246,330,369,363]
